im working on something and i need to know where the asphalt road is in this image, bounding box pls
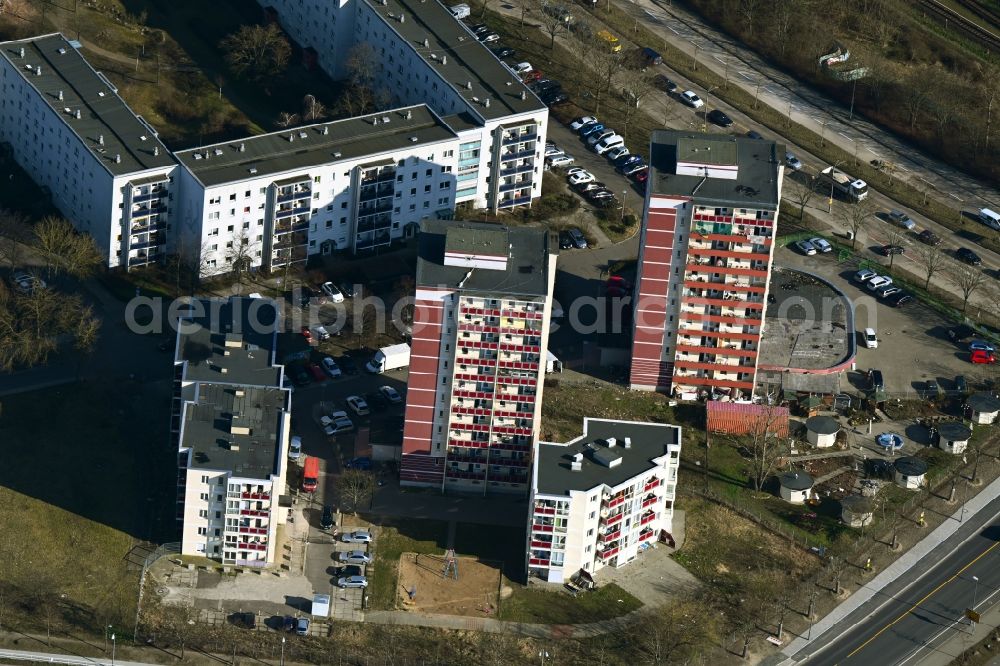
[802,496,1000,666]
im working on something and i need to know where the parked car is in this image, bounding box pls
[885,291,912,307]
[924,380,940,399]
[879,244,905,256]
[866,276,893,291]
[321,412,354,436]
[342,529,373,544]
[876,285,902,299]
[680,90,704,108]
[632,169,649,184]
[295,617,310,636]
[541,90,569,106]
[616,157,644,174]
[573,180,606,194]
[558,231,574,249]
[947,324,977,342]
[320,505,335,530]
[568,170,595,185]
[282,615,296,632]
[338,575,369,589]
[969,340,996,353]
[547,154,575,167]
[346,456,372,470]
[918,229,942,245]
[315,325,332,341]
[971,349,997,364]
[321,281,345,303]
[594,134,625,155]
[288,435,303,460]
[512,61,533,74]
[491,46,515,58]
[569,115,597,130]
[567,227,588,249]
[706,109,733,127]
[322,356,342,378]
[794,239,817,256]
[346,395,370,416]
[338,355,359,375]
[785,152,803,170]
[300,326,313,341]
[586,129,615,146]
[621,162,648,177]
[521,69,543,83]
[338,550,373,565]
[229,612,256,629]
[532,78,560,93]
[807,237,832,253]
[306,362,326,382]
[955,375,968,393]
[867,368,885,390]
[956,247,982,265]
[605,146,630,162]
[578,121,603,136]
[379,385,403,404]
[478,31,499,43]
[746,130,763,140]
[888,209,916,230]
[853,268,878,284]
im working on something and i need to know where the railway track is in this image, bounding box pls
[916,0,1000,53]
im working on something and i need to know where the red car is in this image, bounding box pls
[300,326,312,341]
[970,350,996,364]
[521,70,542,84]
[630,168,649,183]
[306,362,327,382]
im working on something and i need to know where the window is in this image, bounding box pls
[199,493,209,501]
[341,202,348,209]
[440,181,451,189]
[244,190,250,197]
[208,212,220,220]
[199,509,208,518]
[326,220,333,228]
[587,529,594,536]
[227,225,234,232]
[340,217,347,224]
[198,527,207,536]
[229,193,236,201]
[589,511,596,520]
[201,476,209,483]
[326,204,334,211]
[409,188,416,196]
[425,168,432,177]
[396,175,404,182]
[314,176,321,183]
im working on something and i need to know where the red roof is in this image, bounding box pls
[706,402,790,438]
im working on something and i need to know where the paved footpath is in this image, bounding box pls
[765,472,1000,665]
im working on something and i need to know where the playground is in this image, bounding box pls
[395,551,504,617]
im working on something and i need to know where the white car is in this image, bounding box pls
[565,166,586,176]
[321,356,342,378]
[346,395,370,416]
[512,62,533,74]
[321,281,345,303]
[288,435,303,460]
[853,268,878,284]
[342,529,373,544]
[11,271,46,293]
[866,275,893,291]
[544,145,563,157]
[337,575,369,588]
[594,135,625,155]
[338,550,373,564]
[547,154,575,167]
[569,116,597,130]
[680,90,704,108]
[321,411,354,435]
[379,385,403,404]
[568,170,595,185]
[605,146,629,161]
[315,325,332,341]
[808,237,832,253]
[587,130,615,146]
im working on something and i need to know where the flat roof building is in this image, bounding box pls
[630,130,784,400]
[400,220,557,492]
[528,418,681,582]
[172,297,293,566]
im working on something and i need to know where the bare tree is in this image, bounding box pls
[739,0,762,38]
[32,216,103,279]
[0,286,99,372]
[948,261,988,313]
[914,242,947,290]
[767,1,797,59]
[224,230,259,293]
[219,24,291,83]
[618,69,654,142]
[0,208,30,268]
[337,469,376,513]
[787,176,815,221]
[301,94,327,122]
[902,68,935,132]
[629,598,719,664]
[742,405,788,492]
[882,227,907,269]
[345,42,378,89]
[535,1,570,50]
[275,111,300,129]
[591,49,624,115]
[839,198,874,250]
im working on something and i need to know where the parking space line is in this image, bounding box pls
[838,131,852,140]
[739,71,754,81]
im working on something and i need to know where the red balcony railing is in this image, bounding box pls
[240,492,270,500]
[240,509,269,517]
[602,512,623,527]
[640,512,656,526]
[528,557,550,566]
[461,307,501,317]
[597,546,620,560]
[644,478,662,492]
[534,507,556,515]
[503,310,543,320]
[237,526,268,535]
[642,496,658,509]
[532,523,554,533]
[607,495,625,509]
[530,540,553,549]
[638,530,655,542]
[451,390,495,400]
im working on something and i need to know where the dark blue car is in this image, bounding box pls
[346,457,372,471]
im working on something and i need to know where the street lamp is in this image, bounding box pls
[701,86,720,132]
[111,633,116,665]
[621,189,628,222]
[280,636,286,666]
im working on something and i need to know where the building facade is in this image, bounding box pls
[630,131,783,400]
[172,297,292,566]
[400,221,557,493]
[0,14,547,275]
[0,35,177,271]
[527,418,681,583]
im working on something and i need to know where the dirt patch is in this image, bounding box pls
[395,552,502,617]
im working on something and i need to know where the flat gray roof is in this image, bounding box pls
[175,105,457,187]
[181,383,285,480]
[176,297,283,387]
[416,220,555,297]
[535,419,681,496]
[366,0,545,121]
[649,130,783,209]
[0,34,174,177]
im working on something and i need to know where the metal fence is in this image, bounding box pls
[132,541,181,642]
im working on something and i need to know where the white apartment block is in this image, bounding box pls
[527,419,681,583]
[1,10,546,276]
[0,34,176,271]
[172,297,293,567]
[400,221,558,492]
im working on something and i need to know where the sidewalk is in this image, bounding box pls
[366,605,644,638]
[768,471,1000,665]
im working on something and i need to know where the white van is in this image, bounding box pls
[978,208,1000,231]
[449,3,470,18]
[863,328,878,349]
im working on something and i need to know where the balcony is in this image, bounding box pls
[240,508,269,517]
[131,189,166,204]
[359,183,394,201]
[606,495,625,509]
[597,546,620,561]
[528,557,550,566]
[601,511,623,527]
[276,189,311,203]
[496,360,539,371]
[275,205,310,218]
[241,492,270,500]
[638,529,656,542]
[131,219,166,234]
[503,132,537,146]
[533,506,556,516]
[131,203,166,219]
[237,526,268,535]
[498,196,532,209]
[358,201,394,216]
[641,495,658,509]
[360,168,396,184]
[274,220,310,235]
[498,162,534,178]
[130,237,166,251]
[530,540,553,549]
[644,478,662,492]
[499,180,532,193]
[500,149,535,161]
[640,512,656,526]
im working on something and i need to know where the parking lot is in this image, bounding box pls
[776,246,997,397]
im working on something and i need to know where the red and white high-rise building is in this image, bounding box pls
[630,130,783,400]
[400,220,558,493]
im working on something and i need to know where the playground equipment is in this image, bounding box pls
[442,549,458,580]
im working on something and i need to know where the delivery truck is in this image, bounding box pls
[819,165,868,202]
[366,343,411,373]
[302,456,319,493]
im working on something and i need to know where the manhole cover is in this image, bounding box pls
[156,586,169,596]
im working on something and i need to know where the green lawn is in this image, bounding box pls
[0,379,177,636]
[498,582,641,624]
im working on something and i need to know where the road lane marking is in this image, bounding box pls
[845,539,1000,659]
[896,586,1000,665]
[838,132,852,140]
[739,71,754,81]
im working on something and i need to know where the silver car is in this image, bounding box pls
[342,529,373,544]
[338,550,373,565]
[338,575,369,588]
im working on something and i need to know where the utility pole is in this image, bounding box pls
[849,78,858,121]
